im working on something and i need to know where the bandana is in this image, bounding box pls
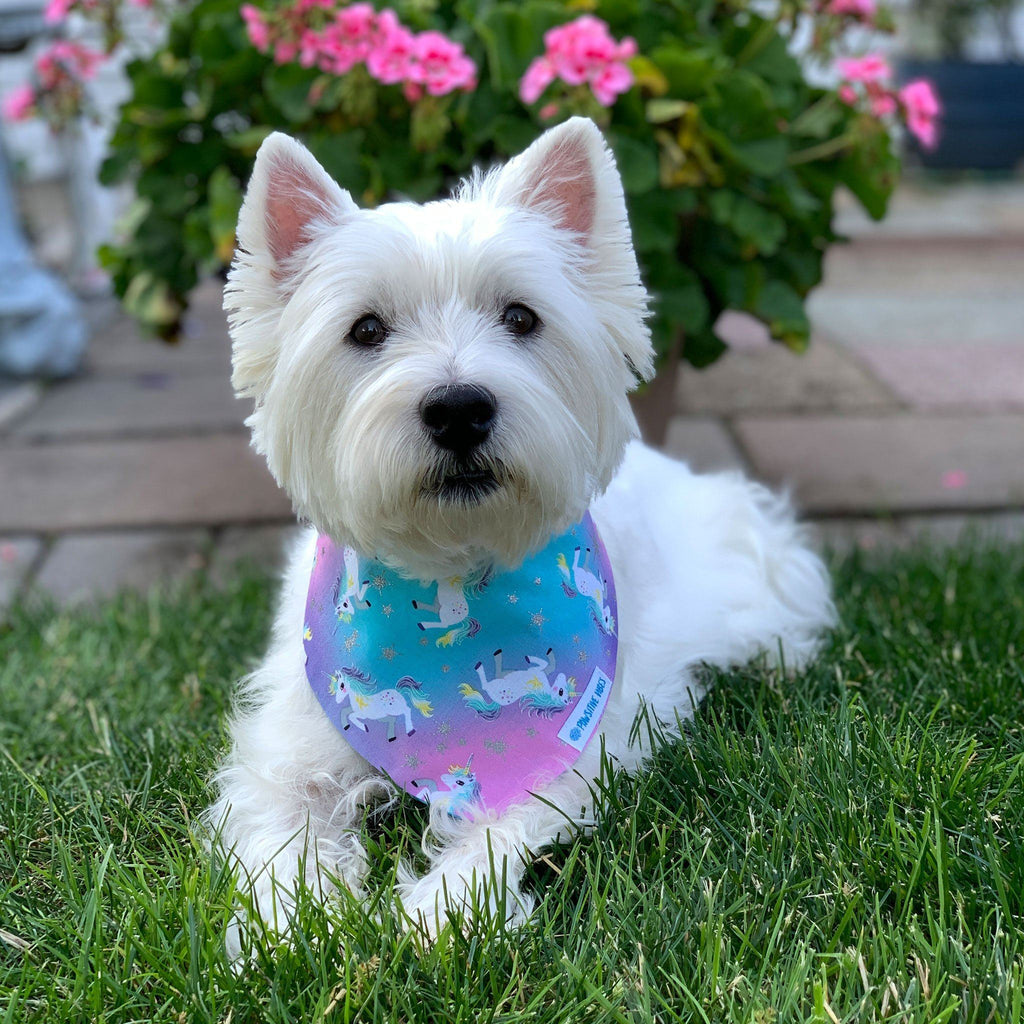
[302,513,617,817]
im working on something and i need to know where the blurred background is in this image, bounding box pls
[0,0,1022,608]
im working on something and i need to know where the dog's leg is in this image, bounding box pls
[206,647,389,956]
[396,774,592,939]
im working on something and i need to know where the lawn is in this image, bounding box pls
[1,542,1022,1023]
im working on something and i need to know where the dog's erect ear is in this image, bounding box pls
[492,117,655,383]
[492,117,619,247]
[226,133,357,400]
[237,131,357,275]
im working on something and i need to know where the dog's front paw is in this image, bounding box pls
[396,861,534,943]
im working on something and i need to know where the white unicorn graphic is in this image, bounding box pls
[413,756,481,815]
[460,648,575,720]
[328,667,432,741]
[412,566,492,647]
[333,547,371,623]
[558,546,616,636]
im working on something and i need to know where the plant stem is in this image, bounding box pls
[788,132,856,165]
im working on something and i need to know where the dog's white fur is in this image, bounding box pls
[208,117,834,947]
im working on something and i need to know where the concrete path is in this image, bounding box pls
[2,182,1022,609]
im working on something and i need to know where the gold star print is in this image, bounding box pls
[370,572,388,593]
[484,738,508,756]
[577,650,589,663]
[403,753,421,769]
[531,610,547,629]
[382,604,393,617]
[436,741,448,753]
[419,636,429,646]
[526,727,537,737]
[507,593,519,604]
[441,664,450,673]
[344,630,360,652]
[438,721,451,735]
[572,634,581,645]
[381,646,398,662]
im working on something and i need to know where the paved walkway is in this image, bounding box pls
[2,182,1023,608]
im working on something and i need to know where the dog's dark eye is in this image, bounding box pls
[348,314,387,348]
[502,304,538,337]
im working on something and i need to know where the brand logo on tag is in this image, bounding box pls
[558,668,613,752]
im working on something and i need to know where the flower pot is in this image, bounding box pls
[899,59,1024,171]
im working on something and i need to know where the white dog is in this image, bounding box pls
[207,117,834,948]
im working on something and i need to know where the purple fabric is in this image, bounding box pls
[302,513,618,817]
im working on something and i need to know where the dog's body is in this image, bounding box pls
[208,118,834,945]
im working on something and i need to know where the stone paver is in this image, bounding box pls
[734,414,1024,513]
[0,435,292,532]
[662,416,747,472]
[808,291,1024,351]
[33,529,210,606]
[0,536,42,611]
[12,373,245,440]
[853,344,1024,411]
[208,524,297,585]
[676,337,895,415]
[814,512,1024,554]
[836,182,1024,240]
[0,381,43,432]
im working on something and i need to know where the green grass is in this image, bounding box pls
[2,543,1023,1023]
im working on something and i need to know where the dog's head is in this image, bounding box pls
[226,117,653,575]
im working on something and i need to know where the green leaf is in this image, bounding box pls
[208,166,243,265]
[681,327,728,368]
[305,131,368,197]
[609,134,659,195]
[754,279,810,348]
[263,63,317,124]
[650,46,723,100]
[647,261,710,335]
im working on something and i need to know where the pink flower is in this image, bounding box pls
[2,83,36,121]
[941,469,967,490]
[35,41,104,86]
[837,53,892,85]
[520,15,635,107]
[241,4,270,51]
[592,61,633,106]
[409,30,476,96]
[869,91,897,117]
[900,78,942,149]
[838,83,857,105]
[43,0,73,23]
[827,0,876,19]
[365,13,416,84]
[273,39,298,64]
[520,56,556,103]
[538,101,560,119]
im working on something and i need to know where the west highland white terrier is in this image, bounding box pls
[208,116,834,947]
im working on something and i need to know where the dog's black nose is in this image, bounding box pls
[420,384,497,456]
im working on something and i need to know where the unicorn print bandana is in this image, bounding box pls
[302,513,618,817]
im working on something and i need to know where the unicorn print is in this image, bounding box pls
[328,667,432,741]
[413,756,481,815]
[333,547,371,623]
[412,567,492,647]
[558,547,616,636]
[460,648,575,720]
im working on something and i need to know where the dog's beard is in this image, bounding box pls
[419,452,509,506]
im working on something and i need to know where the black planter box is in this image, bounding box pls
[899,59,1024,171]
